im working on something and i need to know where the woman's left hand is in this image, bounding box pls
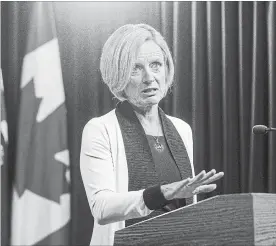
[160,169,224,200]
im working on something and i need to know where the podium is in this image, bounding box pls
[114,193,276,245]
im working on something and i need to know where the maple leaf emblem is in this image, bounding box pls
[14,78,69,203]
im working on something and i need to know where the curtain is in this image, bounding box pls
[2,2,275,246]
[161,1,276,198]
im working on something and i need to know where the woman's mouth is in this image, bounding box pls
[142,88,158,94]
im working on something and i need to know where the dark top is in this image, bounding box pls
[146,135,186,210]
[146,135,182,184]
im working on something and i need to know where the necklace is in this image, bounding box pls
[135,112,164,152]
[153,136,164,152]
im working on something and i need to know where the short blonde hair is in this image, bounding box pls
[100,24,175,101]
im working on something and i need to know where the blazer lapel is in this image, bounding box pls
[115,101,160,191]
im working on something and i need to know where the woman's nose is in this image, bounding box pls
[143,67,154,83]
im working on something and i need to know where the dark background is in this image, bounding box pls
[2,2,276,245]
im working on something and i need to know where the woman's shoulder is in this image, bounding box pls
[166,115,193,153]
[166,115,192,133]
[82,109,117,133]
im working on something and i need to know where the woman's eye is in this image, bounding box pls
[133,65,142,71]
[150,62,162,70]
[131,65,142,75]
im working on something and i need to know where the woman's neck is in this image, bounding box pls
[130,103,163,136]
[133,104,158,121]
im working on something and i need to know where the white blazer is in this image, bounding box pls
[80,109,196,245]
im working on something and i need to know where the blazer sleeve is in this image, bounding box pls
[179,119,197,203]
[168,116,197,204]
[80,118,153,225]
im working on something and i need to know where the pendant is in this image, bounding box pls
[154,142,164,152]
[153,137,164,152]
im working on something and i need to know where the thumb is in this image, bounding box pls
[193,184,217,195]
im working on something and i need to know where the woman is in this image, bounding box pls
[80,24,224,246]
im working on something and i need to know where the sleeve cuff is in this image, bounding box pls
[143,185,172,210]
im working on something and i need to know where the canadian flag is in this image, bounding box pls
[11,3,70,245]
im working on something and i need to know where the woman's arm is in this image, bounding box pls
[80,118,154,225]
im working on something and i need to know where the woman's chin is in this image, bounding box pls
[143,96,161,105]
[128,95,162,109]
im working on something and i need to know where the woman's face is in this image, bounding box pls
[124,40,166,109]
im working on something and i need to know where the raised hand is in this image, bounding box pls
[160,169,224,200]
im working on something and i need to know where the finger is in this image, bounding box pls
[187,170,206,186]
[202,172,224,185]
[203,172,224,184]
[192,184,217,195]
[193,169,216,185]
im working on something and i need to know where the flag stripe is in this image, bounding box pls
[26,3,56,54]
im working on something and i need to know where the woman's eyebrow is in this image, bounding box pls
[147,57,164,64]
[133,62,143,66]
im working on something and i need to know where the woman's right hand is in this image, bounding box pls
[160,169,224,200]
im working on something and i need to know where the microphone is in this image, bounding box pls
[252,125,276,135]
